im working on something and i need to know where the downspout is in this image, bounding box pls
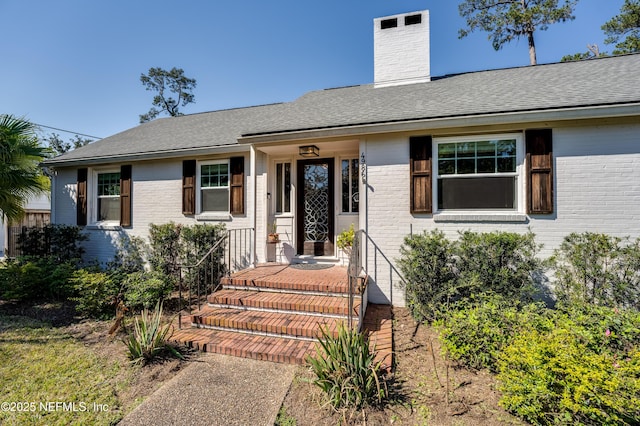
[362,138,369,290]
[50,169,57,224]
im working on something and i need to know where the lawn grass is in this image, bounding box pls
[0,315,124,425]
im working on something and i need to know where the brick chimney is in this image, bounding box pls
[374,10,430,87]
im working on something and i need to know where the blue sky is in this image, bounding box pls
[0,0,625,141]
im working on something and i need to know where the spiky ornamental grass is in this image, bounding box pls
[307,323,387,411]
[126,302,183,365]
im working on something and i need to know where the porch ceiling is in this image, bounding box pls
[255,139,359,156]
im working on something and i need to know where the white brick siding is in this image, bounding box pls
[50,123,640,305]
[363,123,640,305]
[52,155,253,265]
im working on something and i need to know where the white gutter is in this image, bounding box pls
[43,144,251,168]
[238,103,640,144]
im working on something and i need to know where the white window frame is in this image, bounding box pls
[274,160,292,216]
[196,159,230,218]
[340,156,360,215]
[89,168,121,226]
[433,133,525,217]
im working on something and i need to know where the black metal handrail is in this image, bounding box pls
[178,227,254,328]
[347,229,368,330]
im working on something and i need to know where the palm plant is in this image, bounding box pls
[0,115,50,223]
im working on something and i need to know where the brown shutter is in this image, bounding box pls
[120,165,132,227]
[410,136,432,214]
[77,168,88,226]
[230,156,245,215]
[182,160,196,215]
[526,129,553,214]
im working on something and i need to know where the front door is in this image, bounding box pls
[297,159,334,256]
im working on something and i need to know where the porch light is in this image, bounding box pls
[299,145,319,157]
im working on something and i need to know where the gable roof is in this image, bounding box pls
[44,53,640,167]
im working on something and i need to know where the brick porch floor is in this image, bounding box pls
[170,264,393,370]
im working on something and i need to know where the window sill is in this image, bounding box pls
[85,223,122,231]
[433,213,528,223]
[196,213,232,222]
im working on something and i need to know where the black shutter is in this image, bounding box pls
[182,160,196,215]
[410,136,433,214]
[77,168,87,226]
[230,157,245,215]
[120,165,132,227]
[526,129,554,214]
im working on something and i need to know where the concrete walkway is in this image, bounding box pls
[118,353,296,426]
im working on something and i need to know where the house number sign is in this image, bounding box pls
[360,152,366,184]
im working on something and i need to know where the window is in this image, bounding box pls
[200,161,229,213]
[183,157,244,216]
[97,172,121,221]
[275,162,291,214]
[435,135,522,211]
[77,165,131,226]
[341,158,359,213]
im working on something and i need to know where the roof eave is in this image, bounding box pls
[42,144,250,168]
[238,102,640,144]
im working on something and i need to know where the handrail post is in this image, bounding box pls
[178,268,183,329]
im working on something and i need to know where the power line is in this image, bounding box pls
[34,123,103,140]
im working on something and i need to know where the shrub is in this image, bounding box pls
[123,271,174,311]
[497,305,640,425]
[147,222,226,288]
[398,230,457,321]
[307,323,387,410]
[180,223,227,292]
[0,224,86,302]
[148,223,182,280]
[456,230,543,301]
[17,224,86,263]
[70,269,120,319]
[0,258,76,301]
[108,235,147,275]
[398,230,543,321]
[126,302,182,365]
[551,232,640,309]
[180,223,227,264]
[437,294,550,372]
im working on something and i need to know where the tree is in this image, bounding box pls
[44,133,93,156]
[561,44,606,62]
[458,0,579,65]
[0,115,50,223]
[602,0,640,54]
[139,67,196,123]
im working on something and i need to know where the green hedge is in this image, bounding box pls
[551,232,640,309]
[398,230,543,321]
[436,294,551,372]
[497,304,640,425]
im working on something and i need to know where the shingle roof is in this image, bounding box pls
[45,53,640,166]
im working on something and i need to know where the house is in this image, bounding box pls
[43,10,640,307]
[0,193,50,258]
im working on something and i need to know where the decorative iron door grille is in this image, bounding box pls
[297,159,334,256]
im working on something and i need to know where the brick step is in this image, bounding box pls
[220,264,352,295]
[169,327,316,364]
[208,289,360,317]
[190,306,356,340]
[222,283,353,298]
